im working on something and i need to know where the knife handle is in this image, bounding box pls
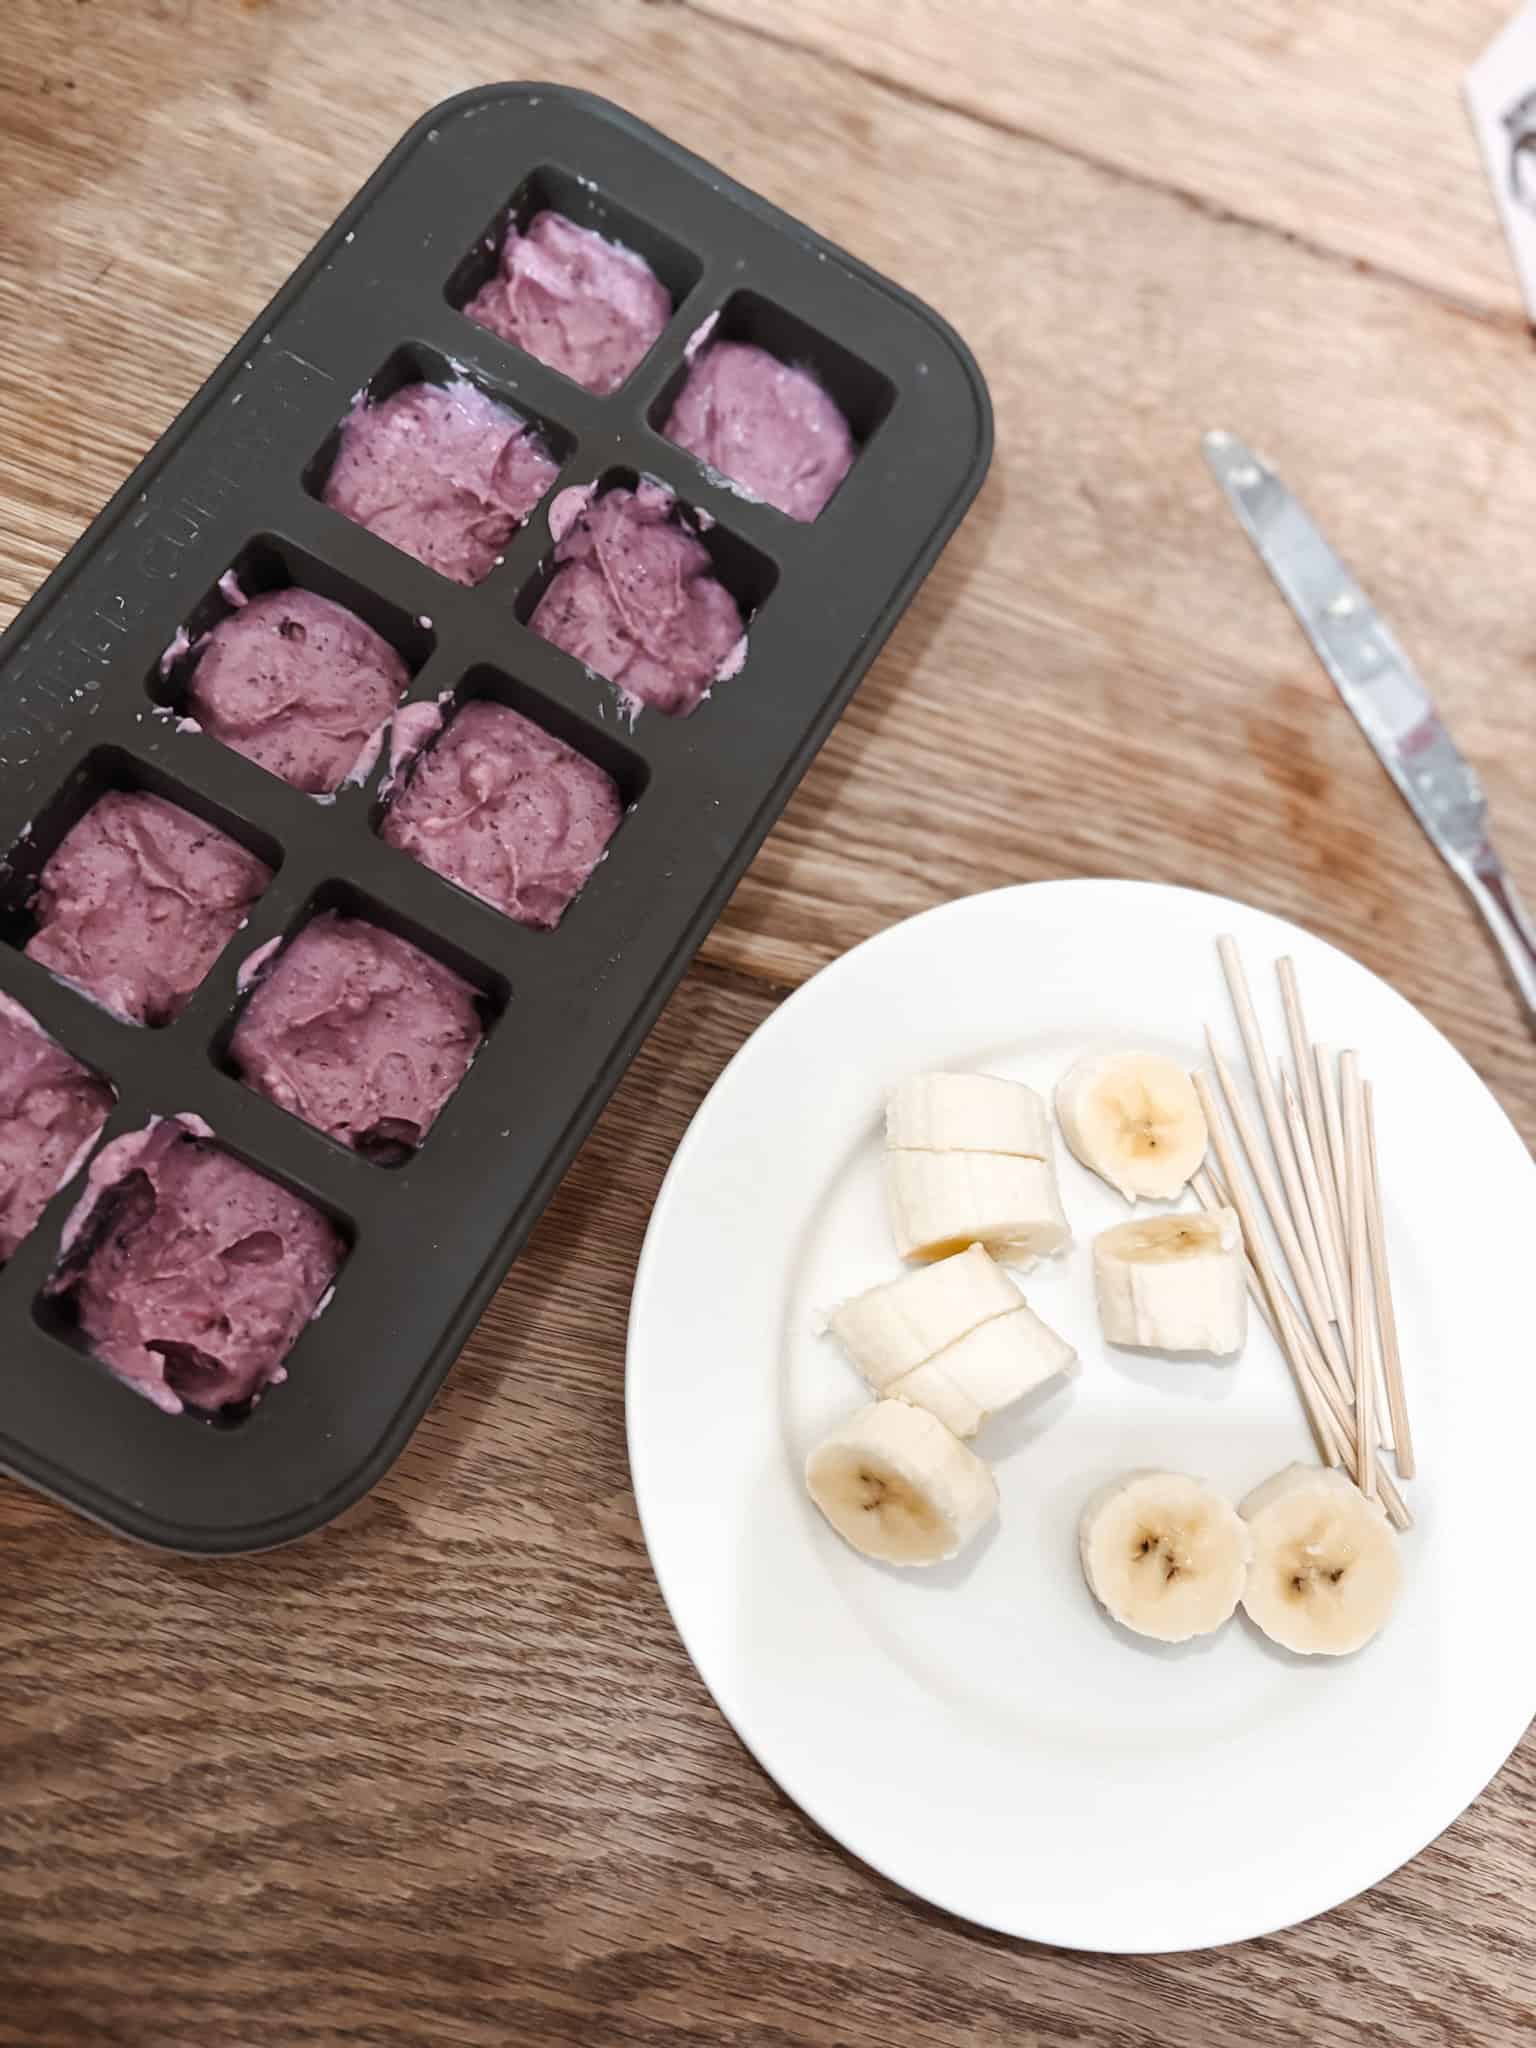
[1462,846,1536,1027]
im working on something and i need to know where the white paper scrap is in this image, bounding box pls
[1467,4,1536,320]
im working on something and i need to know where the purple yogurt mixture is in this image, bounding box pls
[528,481,746,716]
[0,993,113,1262]
[322,379,559,587]
[231,914,483,1158]
[184,588,410,795]
[56,1116,342,1415]
[25,792,271,1027]
[464,209,671,395]
[664,339,855,522]
[380,699,622,929]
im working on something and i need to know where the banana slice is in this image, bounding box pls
[1093,1207,1246,1355]
[805,1400,998,1566]
[887,1307,1077,1437]
[1055,1051,1208,1200]
[885,1151,1071,1264]
[886,1071,1051,1159]
[1079,1470,1252,1642]
[827,1242,1022,1389]
[1239,1464,1402,1656]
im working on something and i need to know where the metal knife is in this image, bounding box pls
[1202,429,1536,1024]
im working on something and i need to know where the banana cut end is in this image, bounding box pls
[1092,1208,1247,1357]
[1055,1051,1209,1202]
[805,1400,998,1567]
[1239,1464,1403,1656]
[1079,1470,1251,1643]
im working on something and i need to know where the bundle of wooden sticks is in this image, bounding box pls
[1193,937,1414,1531]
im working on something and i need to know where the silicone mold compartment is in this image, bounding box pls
[445,160,706,368]
[0,84,992,1550]
[212,873,511,1170]
[648,287,899,516]
[34,1126,359,1437]
[0,744,284,967]
[150,534,439,721]
[510,464,780,638]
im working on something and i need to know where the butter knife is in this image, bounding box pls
[1202,429,1536,1023]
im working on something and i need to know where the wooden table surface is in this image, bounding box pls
[3,2,1534,2041]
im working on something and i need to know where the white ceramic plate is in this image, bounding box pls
[626,882,1536,1952]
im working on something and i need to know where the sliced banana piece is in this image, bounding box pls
[1056,1050,1208,1200]
[1240,1464,1402,1656]
[805,1400,998,1566]
[827,1242,1022,1390]
[1093,1207,1247,1356]
[886,1071,1051,1159]
[885,1151,1071,1265]
[887,1306,1077,1437]
[1079,1469,1252,1642]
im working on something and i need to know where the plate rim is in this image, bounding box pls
[626,878,1536,1952]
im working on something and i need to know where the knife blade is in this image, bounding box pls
[1203,429,1536,1023]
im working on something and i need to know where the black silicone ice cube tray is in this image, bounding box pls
[0,85,992,1550]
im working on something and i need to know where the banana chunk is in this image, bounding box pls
[1079,1470,1251,1642]
[1093,1207,1247,1356]
[887,1307,1077,1438]
[885,1151,1071,1265]
[805,1400,998,1566]
[1239,1464,1402,1656]
[1056,1050,1208,1200]
[886,1071,1051,1159]
[827,1242,1022,1389]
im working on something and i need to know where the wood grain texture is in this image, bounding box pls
[2,3,1534,2043]
[689,0,1524,316]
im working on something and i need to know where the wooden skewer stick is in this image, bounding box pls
[1364,1081,1416,1479]
[1314,1045,1352,1273]
[1340,1052,1376,1503]
[1190,1170,1339,1466]
[1279,1066,1345,1333]
[1215,938,1337,1350]
[1196,1169,1411,1530]
[1316,1041,1395,1452]
[1313,1043,1360,1387]
[1366,1281,1397,1457]
[1353,1256,1396,1456]
[1318,1032,1400,1466]
[1276,956,1352,1329]
[1271,1265,1412,1531]
[1281,1065,1392,1455]
[1202,1043,1399,1510]
[1203,1031,1354,1405]
[1190,1081,1348,1465]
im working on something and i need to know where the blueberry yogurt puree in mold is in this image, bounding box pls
[53,1116,342,1416]
[529,481,747,716]
[230,914,484,1158]
[182,586,410,794]
[381,699,622,929]
[322,379,560,587]
[464,209,671,395]
[25,792,271,1027]
[665,338,856,522]
[0,993,113,1263]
